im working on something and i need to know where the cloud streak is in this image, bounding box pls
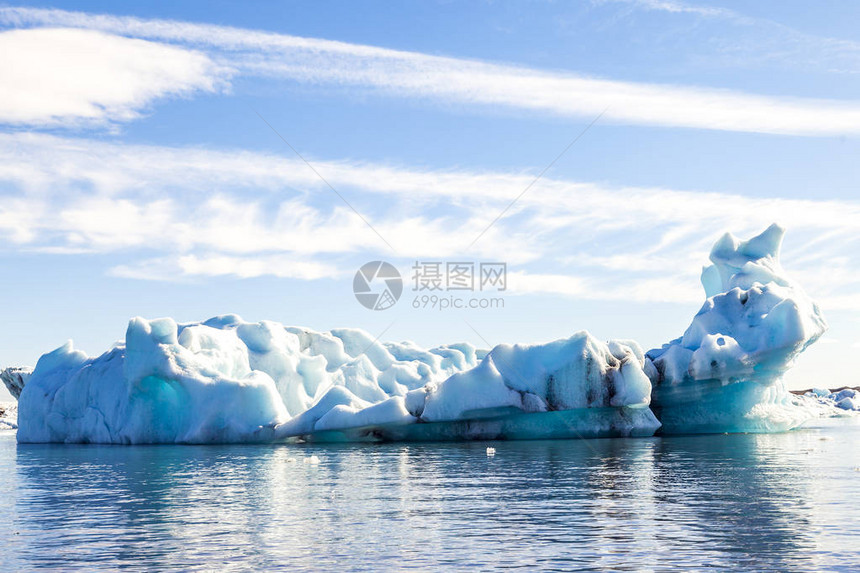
[3,7,860,134]
[600,0,860,75]
[0,132,858,310]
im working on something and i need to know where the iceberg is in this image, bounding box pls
[0,367,30,400]
[797,387,860,413]
[4,224,830,444]
[0,402,16,430]
[277,332,660,443]
[10,318,658,443]
[646,224,827,433]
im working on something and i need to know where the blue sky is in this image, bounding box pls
[1,0,859,399]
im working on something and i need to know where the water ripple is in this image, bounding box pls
[0,424,858,571]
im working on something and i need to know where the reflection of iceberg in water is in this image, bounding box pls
[6,224,828,444]
[646,433,824,570]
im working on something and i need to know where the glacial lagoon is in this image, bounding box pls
[1,420,858,571]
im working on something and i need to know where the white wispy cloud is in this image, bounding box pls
[600,0,860,74]
[3,7,860,134]
[0,27,226,126]
[0,132,858,310]
[597,0,733,17]
[110,254,343,282]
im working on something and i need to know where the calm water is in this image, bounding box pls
[1,421,858,572]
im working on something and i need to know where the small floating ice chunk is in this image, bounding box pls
[304,455,321,465]
[486,447,496,456]
[834,389,858,402]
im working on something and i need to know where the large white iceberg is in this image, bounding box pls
[5,224,830,444]
[646,224,827,433]
[12,316,658,443]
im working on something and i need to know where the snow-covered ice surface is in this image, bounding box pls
[646,224,827,433]
[13,317,490,443]
[796,387,860,415]
[6,224,833,444]
[0,402,18,430]
[11,318,658,443]
[0,402,16,430]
